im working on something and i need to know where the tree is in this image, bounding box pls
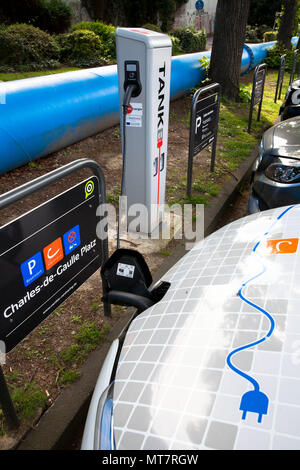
[82,0,188,30]
[277,0,299,49]
[248,0,282,28]
[0,0,71,33]
[209,0,250,101]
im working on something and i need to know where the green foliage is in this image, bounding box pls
[171,26,206,53]
[239,84,252,103]
[141,23,162,33]
[71,21,116,60]
[263,30,278,42]
[170,36,183,55]
[0,0,72,34]
[56,29,106,68]
[198,55,210,85]
[245,24,271,43]
[265,43,296,71]
[0,23,59,71]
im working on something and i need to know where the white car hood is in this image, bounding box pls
[112,205,300,450]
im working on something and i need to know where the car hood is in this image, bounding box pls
[112,205,300,450]
[263,117,300,159]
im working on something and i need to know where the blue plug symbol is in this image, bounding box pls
[240,389,269,423]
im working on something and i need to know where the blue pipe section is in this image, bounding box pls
[0,38,298,174]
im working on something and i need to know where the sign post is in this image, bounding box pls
[248,63,267,133]
[275,54,287,103]
[0,158,110,428]
[0,366,19,429]
[187,83,221,198]
[290,49,299,86]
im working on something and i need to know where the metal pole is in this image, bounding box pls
[278,55,286,101]
[0,366,19,429]
[187,114,195,198]
[290,49,299,86]
[210,91,221,172]
[257,66,267,123]
[274,55,286,103]
[248,68,256,133]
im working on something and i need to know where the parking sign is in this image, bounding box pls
[0,176,102,352]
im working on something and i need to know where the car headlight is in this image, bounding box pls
[265,158,300,183]
[94,383,115,450]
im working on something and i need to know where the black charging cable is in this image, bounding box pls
[117,84,138,250]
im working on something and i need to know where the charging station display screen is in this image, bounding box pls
[0,176,102,352]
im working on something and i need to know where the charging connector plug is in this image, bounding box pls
[240,389,269,423]
[122,84,138,112]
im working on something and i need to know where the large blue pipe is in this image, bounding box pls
[0,38,298,174]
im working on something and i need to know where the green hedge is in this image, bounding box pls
[171,27,206,53]
[265,44,296,71]
[141,23,162,33]
[0,24,59,71]
[170,36,183,56]
[71,21,116,61]
[245,24,270,43]
[263,31,278,42]
[56,30,106,68]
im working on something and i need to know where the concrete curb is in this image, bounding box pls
[17,145,258,450]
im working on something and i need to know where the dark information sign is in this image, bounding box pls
[192,93,219,155]
[248,63,267,133]
[187,83,220,197]
[0,176,102,352]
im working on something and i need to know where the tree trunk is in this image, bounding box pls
[277,0,298,50]
[209,0,250,101]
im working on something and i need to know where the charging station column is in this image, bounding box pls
[116,28,172,235]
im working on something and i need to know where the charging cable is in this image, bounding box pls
[117,84,138,250]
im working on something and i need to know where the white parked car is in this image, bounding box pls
[82,204,300,450]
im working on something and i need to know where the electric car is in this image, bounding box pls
[248,116,300,213]
[81,204,300,450]
[279,78,300,121]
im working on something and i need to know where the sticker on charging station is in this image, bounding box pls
[126,103,143,127]
[117,263,135,279]
[0,176,102,353]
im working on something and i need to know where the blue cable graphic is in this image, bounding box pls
[226,205,295,423]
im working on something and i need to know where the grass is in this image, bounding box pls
[0,68,80,82]
[58,369,81,385]
[11,383,47,419]
[0,375,47,432]
[160,249,171,257]
[0,320,111,435]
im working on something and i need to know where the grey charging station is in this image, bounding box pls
[116,28,172,235]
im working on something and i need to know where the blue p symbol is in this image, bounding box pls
[21,252,44,287]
